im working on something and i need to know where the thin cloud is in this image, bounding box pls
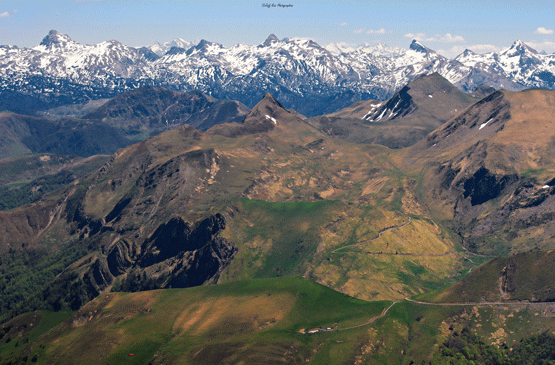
[404,33,426,41]
[340,22,348,27]
[440,33,465,43]
[367,28,390,34]
[354,28,364,34]
[535,27,554,35]
[468,44,503,53]
[405,32,465,44]
[324,41,357,54]
[0,11,11,18]
[437,44,503,59]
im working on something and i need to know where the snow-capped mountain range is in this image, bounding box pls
[2,30,555,116]
[145,38,196,57]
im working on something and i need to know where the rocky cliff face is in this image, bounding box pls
[30,142,239,304]
[70,214,237,295]
[103,214,237,292]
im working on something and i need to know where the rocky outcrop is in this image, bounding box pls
[106,238,138,276]
[87,257,114,294]
[461,167,518,206]
[103,214,237,292]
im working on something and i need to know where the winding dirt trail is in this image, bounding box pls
[336,301,398,331]
[313,215,528,334]
[330,216,454,257]
[332,217,412,254]
[404,297,552,307]
[306,298,553,335]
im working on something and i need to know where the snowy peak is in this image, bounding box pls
[262,34,280,46]
[363,73,471,123]
[503,40,538,56]
[409,40,432,54]
[360,43,406,57]
[39,30,75,48]
[461,49,476,57]
[285,37,323,50]
[184,39,223,56]
[324,42,355,55]
[146,38,195,56]
[195,39,220,50]
[36,30,81,53]
[363,85,415,122]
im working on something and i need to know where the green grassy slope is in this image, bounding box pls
[23,277,388,365]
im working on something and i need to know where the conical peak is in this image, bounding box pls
[262,34,280,46]
[462,49,475,55]
[259,93,286,109]
[244,93,289,125]
[197,39,211,48]
[39,30,74,47]
[505,40,538,55]
[409,39,430,53]
[195,39,221,50]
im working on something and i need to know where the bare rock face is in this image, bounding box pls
[106,239,138,276]
[104,213,237,292]
[87,257,114,294]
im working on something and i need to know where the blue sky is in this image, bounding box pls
[1,0,555,58]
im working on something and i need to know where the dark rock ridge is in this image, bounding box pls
[29,144,238,308]
[363,84,415,122]
[462,167,518,206]
[70,214,236,296]
[454,177,555,253]
[471,85,496,99]
[104,214,237,292]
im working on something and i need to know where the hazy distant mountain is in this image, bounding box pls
[85,86,250,138]
[144,38,196,56]
[0,112,132,159]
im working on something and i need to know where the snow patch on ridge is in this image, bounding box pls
[479,119,492,130]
